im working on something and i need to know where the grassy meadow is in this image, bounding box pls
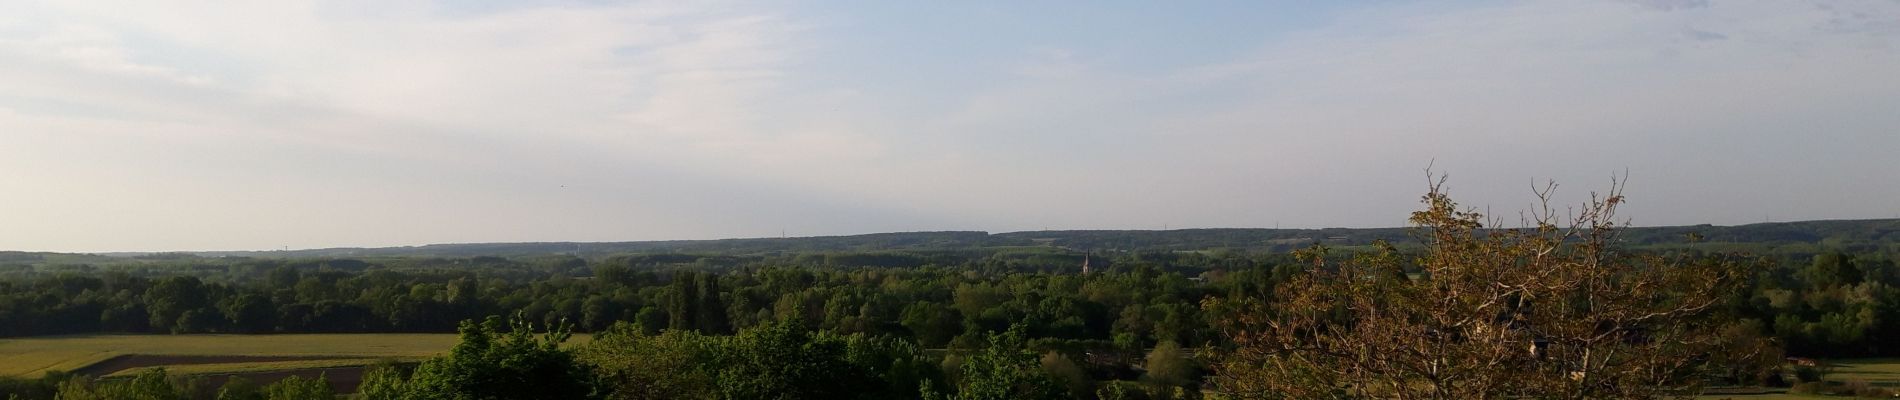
[1699,359,1900,399]
[1821,358,1900,387]
[0,334,467,377]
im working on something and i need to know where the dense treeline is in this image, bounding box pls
[0,250,1255,351]
[2,246,1897,356]
[2,242,1898,399]
[1730,251,1900,357]
[1,313,1175,400]
[1,370,336,400]
[53,218,1895,258]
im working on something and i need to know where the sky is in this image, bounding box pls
[2,0,1898,252]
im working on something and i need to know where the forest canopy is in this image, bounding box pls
[2,184,1897,399]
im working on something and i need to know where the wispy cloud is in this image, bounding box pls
[1,1,1896,252]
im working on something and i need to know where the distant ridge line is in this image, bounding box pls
[39,218,1892,259]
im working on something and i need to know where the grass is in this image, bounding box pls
[1698,358,1900,399]
[1820,358,1900,387]
[0,334,464,377]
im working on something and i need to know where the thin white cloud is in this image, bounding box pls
[1,1,1896,251]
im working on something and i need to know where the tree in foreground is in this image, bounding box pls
[1209,175,1765,399]
[579,317,938,400]
[259,375,332,400]
[1140,341,1200,399]
[52,368,180,400]
[577,324,721,400]
[42,369,334,400]
[368,314,598,400]
[707,319,862,399]
[926,326,1071,400]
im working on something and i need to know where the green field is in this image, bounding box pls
[1821,358,1900,387]
[0,334,466,377]
[1699,359,1900,399]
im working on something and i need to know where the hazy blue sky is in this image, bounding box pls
[3,1,1898,252]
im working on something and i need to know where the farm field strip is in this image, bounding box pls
[1695,359,1900,399]
[1817,358,1900,386]
[0,350,118,380]
[0,334,463,377]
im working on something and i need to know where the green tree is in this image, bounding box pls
[399,315,599,400]
[219,294,277,333]
[214,376,263,400]
[695,275,731,334]
[356,364,411,400]
[666,274,698,332]
[579,322,720,400]
[1139,341,1197,400]
[1039,351,1092,399]
[632,307,666,336]
[926,327,1071,400]
[55,368,182,400]
[1801,252,1863,289]
[143,277,209,333]
[711,319,861,399]
[901,302,961,348]
[1095,381,1149,400]
[260,375,331,400]
[843,334,941,399]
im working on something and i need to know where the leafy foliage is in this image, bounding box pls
[377,315,598,400]
[926,326,1072,400]
[578,317,937,400]
[258,375,331,400]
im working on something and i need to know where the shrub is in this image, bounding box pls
[1793,365,1823,383]
[1095,381,1150,400]
[261,375,332,400]
[398,315,599,400]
